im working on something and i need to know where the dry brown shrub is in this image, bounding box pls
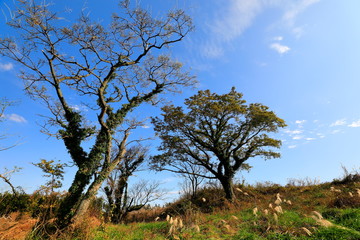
[328,193,360,208]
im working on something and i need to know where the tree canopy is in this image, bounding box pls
[151,88,286,200]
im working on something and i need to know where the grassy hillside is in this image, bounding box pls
[1,174,360,239]
[89,178,360,240]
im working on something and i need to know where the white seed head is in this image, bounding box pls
[253,207,258,216]
[264,209,269,216]
[178,218,183,228]
[269,203,273,209]
[312,211,323,220]
[274,206,283,214]
[193,224,200,232]
[202,198,206,202]
[173,218,178,227]
[169,225,175,234]
[169,217,174,224]
[273,213,278,224]
[224,224,232,231]
[275,199,282,206]
[166,215,170,222]
[235,188,243,192]
[302,227,312,236]
[155,217,160,221]
[349,192,354,197]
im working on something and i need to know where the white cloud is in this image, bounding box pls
[331,130,341,134]
[282,0,321,38]
[292,26,305,38]
[5,113,27,123]
[288,145,297,149]
[282,0,321,26]
[70,104,88,112]
[270,43,290,54]
[210,0,262,43]
[198,0,320,58]
[292,135,303,140]
[284,129,303,135]
[0,62,13,71]
[273,36,283,41]
[330,119,346,127]
[295,120,306,125]
[305,137,315,141]
[316,133,325,138]
[201,0,263,58]
[201,42,225,58]
[348,120,360,128]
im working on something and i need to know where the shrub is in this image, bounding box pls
[0,192,29,216]
[328,194,360,208]
[332,166,360,185]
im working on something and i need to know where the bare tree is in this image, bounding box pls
[107,179,165,223]
[0,0,194,230]
[0,167,22,196]
[104,144,147,223]
[179,161,206,199]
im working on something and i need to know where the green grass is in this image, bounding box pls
[322,208,360,231]
[311,227,360,240]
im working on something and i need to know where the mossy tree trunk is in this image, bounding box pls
[0,1,194,233]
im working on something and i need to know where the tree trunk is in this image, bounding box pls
[56,170,92,229]
[72,177,104,225]
[219,177,235,201]
[111,176,128,223]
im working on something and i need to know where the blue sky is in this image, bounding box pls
[1,0,360,203]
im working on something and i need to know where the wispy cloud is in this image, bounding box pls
[270,43,290,54]
[197,0,320,58]
[5,113,27,123]
[0,62,13,71]
[316,133,325,138]
[209,0,262,43]
[282,0,321,26]
[282,0,321,38]
[331,130,341,134]
[348,120,360,128]
[273,36,283,41]
[284,129,303,135]
[295,120,306,125]
[292,135,303,140]
[201,0,263,58]
[288,145,297,149]
[330,119,347,127]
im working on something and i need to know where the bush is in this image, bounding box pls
[0,192,29,216]
[328,194,360,208]
[332,167,360,185]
